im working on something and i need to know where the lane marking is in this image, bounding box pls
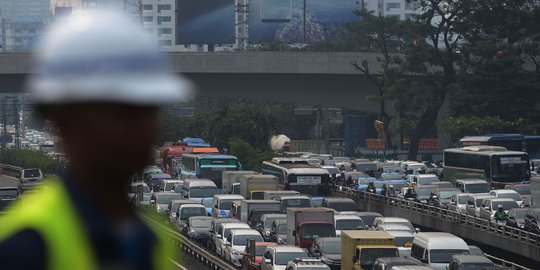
[169,258,189,270]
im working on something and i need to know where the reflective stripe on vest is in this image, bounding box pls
[0,180,175,270]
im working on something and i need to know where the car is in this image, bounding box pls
[489,189,523,206]
[334,214,365,236]
[406,174,439,187]
[224,229,264,267]
[429,188,461,209]
[479,198,519,221]
[151,192,182,213]
[448,254,495,270]
[506,208,528,229]
[257,214,287,241]
[167,199,193,222]
[321,197,357,212]
[386,230,414,258]
[448,193,471,214]
[310,196,325,208]
[243,241,277,270]
[208,218,238,251]
[145,173,172,191]
[524,208,540,234]
[176,204,207,229]
[431,181,454,189]
[19,168,44,190]
[0,187,21,210]
[467,245,483,256]
[413,185,437,204]
[308,237,341,270]
[505,184,531,201]
[215,222,251,258]
[183,216,212,243]
[160,179,183,192]
[465,194,496,217]
[372,257,418,270]
[284,258,331,270]
[351,212,383,229]
[270,218,288,245]
[261,245,309,270]
[375,224,416,234]
[455,179,490,194]
[372,217,418,234]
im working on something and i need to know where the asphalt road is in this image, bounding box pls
[0,175,19,188]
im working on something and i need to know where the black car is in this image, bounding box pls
[308,237,341,270]
[0,187,20,210]
[183,216,213,244]
[524,208,540,234]
[429,188,461,209]
[507,208,528,230]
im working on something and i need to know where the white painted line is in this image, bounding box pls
[169,258,189,270]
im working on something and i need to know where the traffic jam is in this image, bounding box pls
[128,136,538,270]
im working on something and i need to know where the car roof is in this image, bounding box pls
[188,216,212,221]
[269,245,306,253]
[221,223,251,229]
[262,214,287,219]
[230,229,262,236]
[215,194,244,199]
[385,230,414,237]
[492,189,519,194]
[456,179,487,184]
[324,197,356,203]
[452,255,493,264]
[375,257,416,264]
[414,232,468,249]
[376,217,410,222]
[315,237,341,244]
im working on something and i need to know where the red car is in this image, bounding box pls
[242,241,276,270]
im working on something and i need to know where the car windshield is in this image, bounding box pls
[191,218,212,228]
[219,200,235,210]
[511,209,527,219]
[439,190,460,199]
[233,234,264,246]
[416,188,432,197]
[498,193,522,201]
[284,199,311,207]
[278,224,287,234]
[386,222,414,232]
[321,241,341,254]
[23,169,40,178]
[190,187,218,198]
[157,194,182,204]
[0,189,18,196]
[458,196,469,204]
[360,248,398,269]
[465,183,490,193]
[429,249,469,263]
[330,203,356,211]
[180,207,206,220]
[275,252,308,265]
[336,219,363,230]
[300,223,335,239]
[311,198,323,207]
[513,186,531,195]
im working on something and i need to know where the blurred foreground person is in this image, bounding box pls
[0,10,191,270]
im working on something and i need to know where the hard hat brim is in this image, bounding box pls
[27,72,193,105]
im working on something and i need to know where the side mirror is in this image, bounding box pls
[415,227,420,233]
[264,258,272,264]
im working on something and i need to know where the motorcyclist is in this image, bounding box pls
[367,182,376,193]
[381,184,388,196]
[346,176,354,187]
[388,185,396,197]
[494,205,508,221]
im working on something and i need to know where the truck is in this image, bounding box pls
[341,231,398,270]
[263,190,300,200]
[287,207,336,248]
[240,200,281,227]
[222,171,258,194]
[240,174,279,200]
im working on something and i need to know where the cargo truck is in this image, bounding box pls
[222,171,258,194]
[240,200,281,227]
[263,190,300,200]
[240,174,279,200]
[341,230,398,270]
[287,207,336,248]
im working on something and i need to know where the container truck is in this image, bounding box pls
[341,230,398,270]
[222,171,258,194]
[287,207,336,248]
[240,200,281,227]
[240,174,279,200]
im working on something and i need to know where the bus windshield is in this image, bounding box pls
[491,155,529,182]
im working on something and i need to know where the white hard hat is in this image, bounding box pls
[28,9,192,105]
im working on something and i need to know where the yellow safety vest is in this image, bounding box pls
[0,180,175,270]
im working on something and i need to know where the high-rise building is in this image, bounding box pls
[363,0,422,20]
[0,0,50,51]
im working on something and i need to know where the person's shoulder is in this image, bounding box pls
[0,228,46,270]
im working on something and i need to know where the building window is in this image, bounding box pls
[143,4,153,10]
[158,16,172,24]
[406,2,420,10]
[159,40,172,46]
[157,4,171,12]
[386,3,400,10]
[158,28,172,35]
[143,16,153,22]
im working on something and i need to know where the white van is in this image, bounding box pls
[19,168,44,189]
[409,232,470,270]
[180,179,218,203]
[212,194,245,218]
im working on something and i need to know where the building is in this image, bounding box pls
[0,0,50,51]
[363,0,422,20]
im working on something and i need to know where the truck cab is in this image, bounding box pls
[342,231,398,270]
[287,207,336,248]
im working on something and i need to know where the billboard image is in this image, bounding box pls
[249,0,361,43]
[176,0,235,44]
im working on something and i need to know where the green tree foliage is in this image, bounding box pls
[227,138,275,171]
[3,149,60,174]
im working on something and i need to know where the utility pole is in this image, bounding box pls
[235,0,249,50]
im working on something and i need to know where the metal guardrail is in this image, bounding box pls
[143,216,237,270]
[334,186,535,269]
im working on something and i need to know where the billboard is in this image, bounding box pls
[248,0,361,43]
[176,0,235,45]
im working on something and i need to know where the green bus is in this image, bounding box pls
[443,146,530,188]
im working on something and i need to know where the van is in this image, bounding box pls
[321,197,357,212]
[180,179,218,203]
[455,179,490,194]
[212,194,244,218]
[409,232,470,270]
[19,168,44,189]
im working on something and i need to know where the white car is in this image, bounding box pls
[490,189,523,206]
[372,217,418,234]
[214,222,250,258]
[334,214,364,236]
[448,193,472,214]
[224,229,264,267]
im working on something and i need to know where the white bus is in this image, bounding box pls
[261,158,331,196]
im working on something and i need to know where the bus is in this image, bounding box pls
[261,158,331,196]
[443,146,530,188]
[459,134,540,159]
[179,154,242,189]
